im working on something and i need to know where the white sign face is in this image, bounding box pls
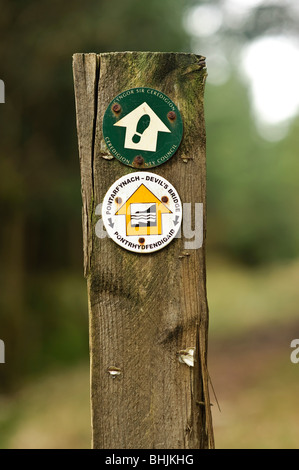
[102,172,182,253]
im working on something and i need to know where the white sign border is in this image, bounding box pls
[102,172,182,254]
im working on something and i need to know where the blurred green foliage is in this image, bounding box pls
[206,76,299,264]
[0,0,190,390]
[0,0,298,391]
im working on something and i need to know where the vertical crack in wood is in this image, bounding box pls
[73,53,101,277]
[195,321,215,449]
[91,55,100,212]
[89,55,100,276]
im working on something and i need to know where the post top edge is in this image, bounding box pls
[73,51,206,60]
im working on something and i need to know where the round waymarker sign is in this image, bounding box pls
[102,87,183,169]
[102,172,182,253]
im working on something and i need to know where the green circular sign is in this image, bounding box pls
[102,87,183,169]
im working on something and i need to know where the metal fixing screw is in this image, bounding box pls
[133,155,144,166]
[161,196,169,203]
[167,111,176,121]
[112,103,121,113]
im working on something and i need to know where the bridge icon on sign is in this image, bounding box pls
[115,183,172,236]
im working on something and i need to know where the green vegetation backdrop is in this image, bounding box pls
[0,0,298,449]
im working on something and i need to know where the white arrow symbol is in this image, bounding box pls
[113,102,171,152]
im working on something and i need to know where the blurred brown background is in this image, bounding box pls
[0,0,299,448]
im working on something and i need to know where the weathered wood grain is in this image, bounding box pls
[73,52,214,449]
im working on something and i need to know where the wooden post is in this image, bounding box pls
[73,52,214,449]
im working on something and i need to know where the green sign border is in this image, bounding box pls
[102,87,183,169]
